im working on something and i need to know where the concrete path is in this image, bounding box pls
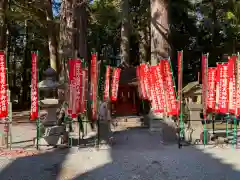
[0,118,240,180]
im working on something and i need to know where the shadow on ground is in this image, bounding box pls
[0,120,240,180]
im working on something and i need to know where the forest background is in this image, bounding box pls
[0,0,239,109]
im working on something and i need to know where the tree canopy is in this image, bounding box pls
[1,0,240,106]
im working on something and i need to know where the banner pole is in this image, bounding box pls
[92,51,100,149]
[177,50,184,148]
[168,57,179,122]
[85,59,89,136]
[180,51,184,141]
[204,54,209,145]
[234,53,240,147]
[36,50,40,150]
[5,50,11,149]
[97,52,103,149]
[168,57,177,98]
[226,59,230,139]
[78,58,84,147]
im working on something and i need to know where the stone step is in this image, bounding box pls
[149,120,163,132]
[115,117,142,124]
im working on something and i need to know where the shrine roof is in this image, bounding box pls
[182,81,200,94]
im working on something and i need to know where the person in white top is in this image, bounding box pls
[98,100,114,145]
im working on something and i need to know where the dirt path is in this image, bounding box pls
[0,116,240,180]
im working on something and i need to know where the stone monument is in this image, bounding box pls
[34,67,65,147]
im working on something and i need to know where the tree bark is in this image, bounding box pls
[0,0,7,50]
[120,0,130,64]
[150,0,170,65]
[75,0,87,61]
[46,0,59,74]
[139,0,150,63]
[59,0,74,80]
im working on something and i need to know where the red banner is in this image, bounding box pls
[218,63,229,113]
[104,65,110,101]
[153,63,166,113]
[111,68,121,101]
[236,56,240,115]
[202,55,208,118]
[137,64,148,99]
[68,59,82,118]
[162,60,178,115]
[177,51,183,116]
[75,60,82,115]
[30,52,38,120]
[0,51,8,118]
[147,66,158,112]
[141,64,150,99]
[228,56,237,114]
[207,68,217,113]
[91,53,98,120]
[68,60,74,116]
[215,64,220,112]
[81,67,88,113]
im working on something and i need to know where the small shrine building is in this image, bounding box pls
[111,62,141,116]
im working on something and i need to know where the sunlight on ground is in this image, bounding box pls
[60,147,113,179]
[195,145,240,171]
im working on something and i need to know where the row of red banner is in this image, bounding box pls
[204,55,240,115]
[91,54,121,120]
[103,65,121,102]
[29,52,122,121]
[136,60,178,115]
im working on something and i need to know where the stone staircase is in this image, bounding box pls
[113,116,144,130]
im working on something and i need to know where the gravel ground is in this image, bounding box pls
[0,117,240,180]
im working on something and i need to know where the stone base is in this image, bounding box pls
[149,120,163,132]
[43,125,65,136]
[183,126,202,144]
[34,135,63,146]
[146,111,177,143]
[82,121,95,136]
[0,134,6,147]
[147,110,164,132]
[34,125,66,146]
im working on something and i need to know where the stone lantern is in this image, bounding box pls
[33,68,65,147]
[36,67,61,123]
[38,67,59,99]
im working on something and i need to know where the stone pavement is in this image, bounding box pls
[0,123,36,149]
[0,118,240,180]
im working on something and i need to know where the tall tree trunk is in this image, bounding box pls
[46,0,59,74]
[20,20,29,106]
[59,0,74,80]
[0,0,7,50]
[74,0,91,130]
[139,29,150,63]
[75,0,87,61]
[120,0,130,64]
[150,0,170,65]
[139,0,150,63]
